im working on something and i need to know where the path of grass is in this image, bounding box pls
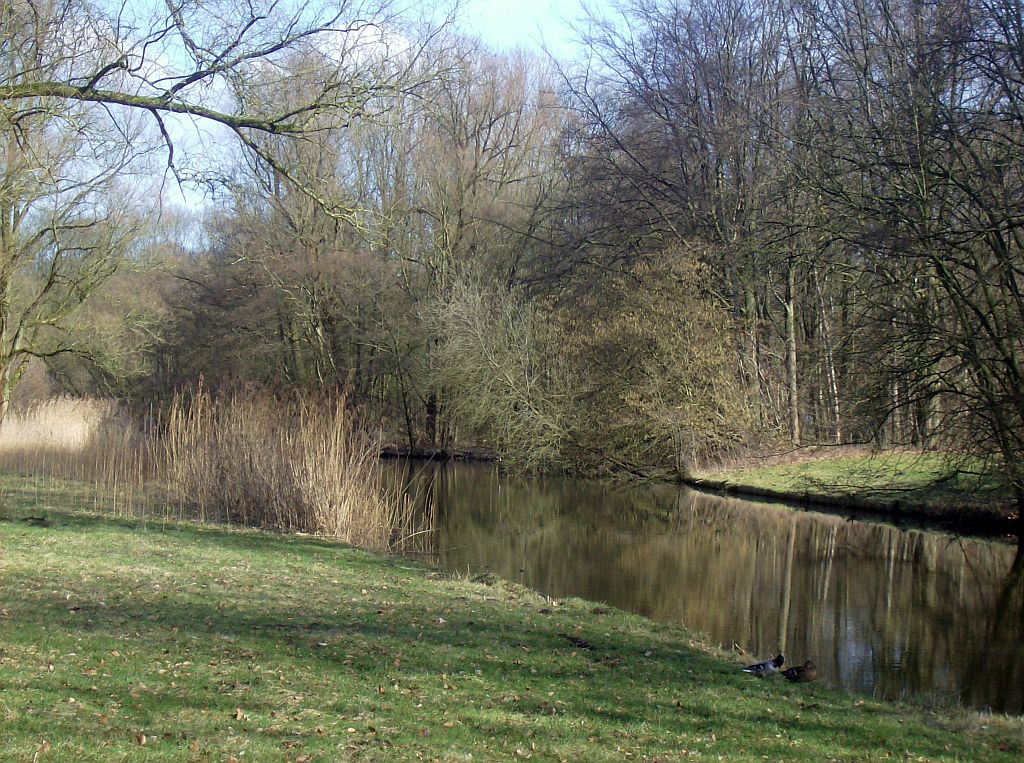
[1,481,1022,761]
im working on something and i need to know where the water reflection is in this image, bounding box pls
[390,461,1023,713]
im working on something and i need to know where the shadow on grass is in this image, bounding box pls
[2,509,1018,761]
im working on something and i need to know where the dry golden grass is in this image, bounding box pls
[0,397,111,451]
[694,443,880,474]
[162,387,427,551]
[0,391,427,552]
[0,397,156,516]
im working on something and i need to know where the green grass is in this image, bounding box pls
[1,477,1022,761]
[695,450,1014,515]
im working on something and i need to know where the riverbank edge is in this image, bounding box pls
[377,445,1020,540]
[2,494,1022,760]
[380,444,498,462]
[683,476,1019,540]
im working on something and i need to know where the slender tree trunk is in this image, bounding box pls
[0,361,9,431]
[815,271,841,443]
[1013,484,1024,577]
[278,313,303,385]
[786,262,801,445]
[425,392,438,447]
[890,378,901,445]
[744,288,763,425]
[397,372,416,450]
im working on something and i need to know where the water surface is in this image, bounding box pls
[392,461,1023,713]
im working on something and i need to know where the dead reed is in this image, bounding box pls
[0,397,156,516]
[0,392,429,553]
[163,388,426,551]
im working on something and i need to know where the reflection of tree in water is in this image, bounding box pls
[668,493,1021,712]
[387,461,1022,712]
[969,566,1024,711]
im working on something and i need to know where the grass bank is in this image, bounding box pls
[691,449,1018,538]
[1,479,1021,761]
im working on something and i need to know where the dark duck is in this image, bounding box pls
[741,654,785,677]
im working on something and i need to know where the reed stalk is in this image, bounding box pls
[162,387,426,551]
[0,391,427,553]
[0,397,156,516]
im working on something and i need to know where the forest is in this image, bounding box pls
[1,0,1022,505]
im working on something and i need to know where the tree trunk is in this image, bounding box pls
[744,288,763,426]
[425,392,439,448]
[815,271,841,443]
[785,262,801,445]
[0,361,9,432]
[1014,484,1024,577]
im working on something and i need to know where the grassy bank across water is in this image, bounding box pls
[691,449,1019,538]
[1,478,1022,761]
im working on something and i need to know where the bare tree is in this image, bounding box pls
[429,274,569,471]
[0,0,160,422]
[559,0,800,443]
[0,0,443,420]
[789,0,1024,553]
[1,1,430,187]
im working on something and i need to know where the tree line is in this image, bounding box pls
[1,1,1022,502]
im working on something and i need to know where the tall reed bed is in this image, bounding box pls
[0,397,156,516]
[0,392,428,552]
[162,388,425,551]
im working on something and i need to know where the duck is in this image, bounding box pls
[560,633,595,650]
[741,653,785,677]
[782,660,817,682]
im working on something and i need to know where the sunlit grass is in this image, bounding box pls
[697,449,1013,509]
[1,489,1021,761]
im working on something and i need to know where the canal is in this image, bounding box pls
[391,461,1023,713]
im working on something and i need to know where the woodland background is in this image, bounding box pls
[2,0,1022,494]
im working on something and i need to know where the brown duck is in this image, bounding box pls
[782,660,817,683]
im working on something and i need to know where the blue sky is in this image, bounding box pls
[456,0,614,58]
[164,1,616,210]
